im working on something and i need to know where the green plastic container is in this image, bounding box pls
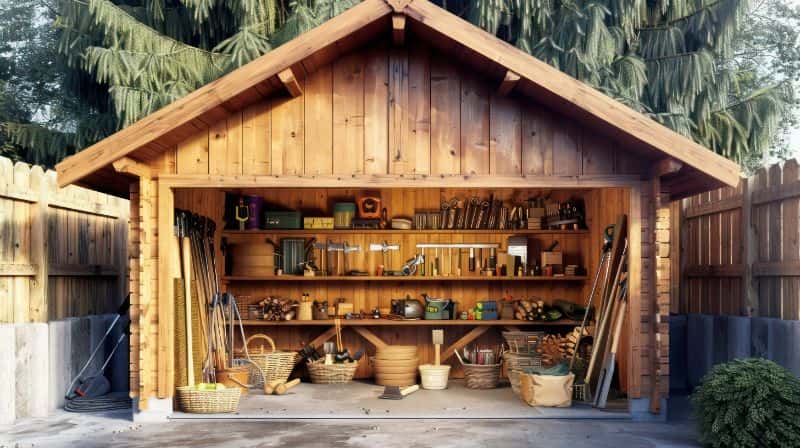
[261,211,302,229]
[333,202,357,228]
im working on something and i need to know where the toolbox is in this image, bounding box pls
[475,301,498,320]
[262,211,302,229]
[303,217,334,229]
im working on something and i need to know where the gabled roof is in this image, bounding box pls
[56,0,741,195]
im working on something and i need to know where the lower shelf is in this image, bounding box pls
[237,319,581,326]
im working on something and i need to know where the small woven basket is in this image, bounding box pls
[455,351,501,389]
[502,331,545,355]
[176,386,241,414]
[238,334,297,387]
[307,359,359,384]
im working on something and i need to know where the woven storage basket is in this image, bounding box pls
[504,351,543,396]
[238,334,297,386]
[176,386,241,414]
[455,351,501,389]
[307,360,358,384]
[502,331,545,355]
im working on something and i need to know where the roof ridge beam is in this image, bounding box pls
[278,68,303,97]
[392,13,406,45]
[386,0,412,12]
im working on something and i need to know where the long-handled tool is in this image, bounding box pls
[432,329,443,366]
[594,273,628,408]
[66,295,130,400]
[379,385,419,400]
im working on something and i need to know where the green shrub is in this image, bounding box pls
[691,358,800,447]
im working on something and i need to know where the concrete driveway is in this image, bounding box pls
[1,411,699,447]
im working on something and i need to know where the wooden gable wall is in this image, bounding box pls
[166,41,648,178]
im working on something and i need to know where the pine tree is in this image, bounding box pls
[3,0,794,169]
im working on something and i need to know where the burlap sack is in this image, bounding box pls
[520,372,575,407]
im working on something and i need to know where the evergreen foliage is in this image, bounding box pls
[691,358,800,448]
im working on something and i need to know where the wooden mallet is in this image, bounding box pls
[275,378,301,395]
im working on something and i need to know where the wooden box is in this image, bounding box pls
[230,243,275,276]
[541,251,563,267]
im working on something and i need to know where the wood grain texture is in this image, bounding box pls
[460,75,490,175]
[489,93,521,175]
[272,93,305,175]
[430,59,460,175]
[333,52,366,174]
[304,65,334,175]
[364,48,389,174]
[242,101,271,175]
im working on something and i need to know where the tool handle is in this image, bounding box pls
[401,385,419,396]
[275,378,301,395]
[264,379,283,394]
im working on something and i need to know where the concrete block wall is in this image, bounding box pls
[670,314,800,393]
[0,314,129,425]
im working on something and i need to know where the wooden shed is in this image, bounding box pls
[56,0,740,419]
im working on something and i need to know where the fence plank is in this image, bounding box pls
[782,161,799,320]
[0,155,128,323]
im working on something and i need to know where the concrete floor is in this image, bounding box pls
[1,411,700,448]
[171,380,629,420]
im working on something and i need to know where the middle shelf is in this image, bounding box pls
[222,275,588,283]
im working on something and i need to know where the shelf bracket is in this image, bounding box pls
[441,326,491,362]
[352,326,388,349]
[277,68,303,97]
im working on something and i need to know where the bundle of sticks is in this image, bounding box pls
[174,209,230,385]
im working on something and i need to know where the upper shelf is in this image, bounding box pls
[222,275,588,282]
[221,229,588,237]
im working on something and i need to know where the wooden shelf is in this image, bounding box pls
[222,229,588,237]
[222,275,587,282]
[237,319,581,326]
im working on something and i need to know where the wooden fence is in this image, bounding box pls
[0,156,129,323]
[674,159,800,320]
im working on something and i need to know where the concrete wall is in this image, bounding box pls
[0,314,129,425]
[670,314,800,392]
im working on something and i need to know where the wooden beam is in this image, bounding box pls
[157,173,644,190]
[441,326,490,362]
[112,156,152,179]
[753,261,800,277]
[497,70,520,96]
[0,264,37,276]
[48,264,119,277]
[351,326,388,349]
[386,0,412,12]
[156,181,175,398]
[392,13,406,45]
[651,158,683,178]
[277,68,303,97]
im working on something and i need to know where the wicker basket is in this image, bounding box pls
[502,331,544,355]
[176,386,241,414]
[307,359,358,384]
[504,351,543,396]
[455,351,501,389]
[238,334,297,386]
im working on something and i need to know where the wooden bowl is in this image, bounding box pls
[372,357,419,367]
[374,365,418,375]
[376,346,418,358]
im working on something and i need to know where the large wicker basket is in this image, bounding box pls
[504,351,543,396]
[455,351,501,389]
[238,334,297,386]
[176,386,241,414]
[502,331,545,355]
[307,359,358,384]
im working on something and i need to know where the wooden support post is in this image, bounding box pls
[392,13,406,45]
[28,167,48,322]
[497,70,520,96]
[441,326,490,362]
[742,178,755,315]
[156,181,175,398]
[277,68,303,97]
[626,183,643,399]
[351,326,388,349]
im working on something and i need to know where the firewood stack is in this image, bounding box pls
[259,296,297,321]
